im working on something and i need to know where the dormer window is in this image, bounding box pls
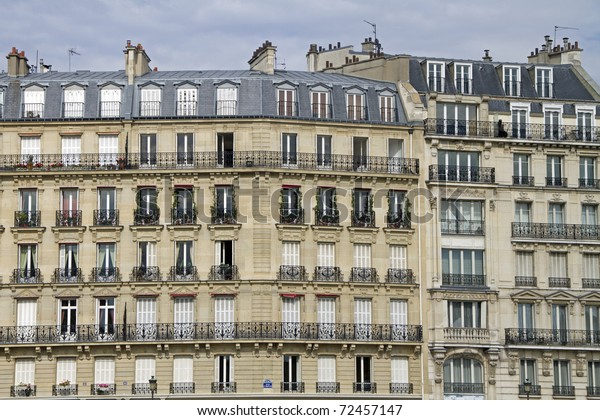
[23,85,45,118]
[346,89,366,121]
[63,85,85,118]
[216,83,237,115]
[379,91,396,122]
[427,61,445,93]
[277,85,297,117]
[311,87,331,118]
[100,85,121,118]
[176,84,197,116]
[503,66,521,97]
[0,90,4,118]
[139,85,161,117]
[454,63,472,94]
[536,67,553,98]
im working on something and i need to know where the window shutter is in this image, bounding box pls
[391,356,409,383]
[94,357,115,384]
[135,357,155,383]
[318,356,336,382]
[173,356,193,383]
[15,359,35,385]
[390,245,407,269]
[56,358,77,384]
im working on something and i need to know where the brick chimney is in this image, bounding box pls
[124,40,151,84]
[6,47,30,77]
[248,41,276,75]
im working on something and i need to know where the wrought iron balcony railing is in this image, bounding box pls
[216,100,237,115]
[380,106,398,122]
[211,382,236,393]
[351,210,375,227]
[99,101,121,118]
[316,382,340,393]
[56,210,82,227]
[14,210,41,228]
[428,165,495,183]
[386,212,411,229]
[176,100,197,116]
[518,384,541,396]
[583,278,600,288]
[133,209,160,225]
[443,382,484,394]
[171,208,197,225]
[515,276,537,287]
[170,382,195,394]
[90,267,120,283]
[313,266,343,282]
[425,118,600,142]
[549,277,571,288]
[353,382,377,393]
[311,103,332,119]
[546,177,567,187]
[553,385,575,397]
[277,100,298,117]
[440,219,484,235]
[587,386,600,397]
[90,383,116,395]
[281,382,304,393]
[139,101,161,117]
[278,265,307,281]
[428,77,450,93]
[385,268,415,284]
[11,268,41,284]
[10,385,36,397]
[93,209,119,226]
[169,265,199,282]
[131,266,161,282]
[513,176,535,186]
[314,209,339,226]
[211,209,237,224]
[0,321,423,344]
[52,384,78,396]
[441,274,486,288]
[350,267,378,283]
[347,105,368,121]
[279,208,304,225]
[209,264,239,281]
[53,267,83,284]
[512,222,600,240]
[579,178,600,189]
[62,102,84,118]
[23,103,44,118]
[131,383,152,394]
[390,383,413,394]
[505,328,600,346]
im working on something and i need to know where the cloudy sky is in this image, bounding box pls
[2,0,600,83]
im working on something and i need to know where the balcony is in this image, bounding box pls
[278,265,307,281]
[314,209,339,226]
[316,382,340,393]
[10,385,36,397]
[428,165,495,183]
[0,321,423,344]
[347,105,368,121]
[350,267,378,283]
[583,278,600,288]
[209,264,239,281]
[62,102,84,118]
[52,384,78,396]
[513,176,535,186]
[216,100,237,115]
[515,276,537,287]
[133,209,160,226]
[311,103,332,119]
[441,219,484,235]
[176,100,197,116]
[139,101,161,117]
[546,177,567,187]
[131,266,161,282]
[211,209,237,225]
[277,100,298,117]
[23,103,44,118]
[390,383,413,395]
[353,382,377,393]
[90,383,116,395]
[281,382,304,393]
[53,268,83,284]
[512,222,600,240]
[11,268,41,284]
[169,266,198,282]
[518,384,541,397]
[99,102,121,118]
[587,387,600,397]
[14,211,41,228]
[380,106,398,122]
[93,210,119,226]
[55,210,82,227]
[579,178,600,189]
[441,274,486,288]
[443,327,490,342]
[90,267,120,283]
[170,382,195,394]
[549,277,571,288]
[313,266,342,282]
[279,208,304,225]
[553,385,575,397]
[386,212,411,229]
[211,382,236,393]
[351,210,375,228]
[505,328,600,346]
[171,208,197,225]
[443,382,484,394]
[132,383,152,394]
[385,268,415,284]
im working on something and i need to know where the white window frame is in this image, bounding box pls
[176,84,197,116]
[503,66,521,96]
[63,85,85,118]
[214,296,234,339]
[277,87,296,116]
[454,63,472,94]
[536,67,553,98]
[379,92,396,122]
[139,85,161,117]
[23,86,45,118]
[427,61,445,92]
[173,355,193,383]
[216,84,237,115]
[98,134,118,166]
[94,357,115,386]
[311,88,330,118]
[99,85,121,117]
[135,356,156,384]
[346,89,365,120]
[510,103,530,139]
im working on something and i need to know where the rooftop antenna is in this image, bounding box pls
[68,48,81,72]
[277,59,286,70]
[554,26,579,44]
[363,20,381,54]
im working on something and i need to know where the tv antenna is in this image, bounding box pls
[554,26,579,43]
[364,20,381,54]
[68,48,81,72]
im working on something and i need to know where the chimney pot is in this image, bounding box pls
[575,41,579,49]
[337,42,341,48]
[127,40,131,47]
[328,44,332,50]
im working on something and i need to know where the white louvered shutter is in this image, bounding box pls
[135,357,155,383]
[282,241,300,266]
[354,244,371,268]
[94,357,115,384]
[98,135,118,165]
[317,243,335,267]
[14,359,35,385]
[318,356,336,383]
[215,296,234,339]
[173,356,193,383]
[391,356,409,383]
[390,245,407,269]
[56,358,77,384]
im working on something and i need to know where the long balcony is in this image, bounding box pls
[505,328,600,346]
[14,210,41,228]
[441,219,484,235]
[278,265,307,281]
[0,151,419,175]
[385,268,415,284]
[512,222,600,240]
[209,264,239,281]
[0,322,423,344]
[93,209,119,226]
[428,165,495,183]
[351,210,375,227]
[441,274,486,288]
[350,267,378,283]
[313,266,343,282]
[56,210,82,227]
[425,118,600,142]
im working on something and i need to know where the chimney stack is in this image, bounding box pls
[6,47,30,77]
[124,40,151,84]
[528,35,583,65]
[361,37,375,53]
[248,40,277,75]
[482,49,492,62]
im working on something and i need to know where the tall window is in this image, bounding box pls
[18,188,38,226]
[139,85,161,117]
[514,202,531,223]
[353,136,368,170]
[317,356,337,392]
[582,204,598,226]
[589,362,600,395]
[94,357,115,389]
[21,136,41,162]
[96,297,115,338]
[216,84,237,115]
[428,61,445,92]
[553,360,572,394]
[390,357,410,393]
[517,303,535,339]
[520,359,537,388]
[15,359,35,388]
[173,356,193,391]
[172,187,195,224]
[215,241,234,278]
[388,138,404,173]
[135,187,159,225]
[16,299,37,343]
[390,299,408,340]
[315,243,337,282]
[580,156,596,188]
[277,88,296,116]
[63,85,85,118]
[346,91,365,120]
[316,135,332,168]
[18,244,38,282]
[311,89,330,118]
[511,106,528,138]
[135,357,156,389]
[504,66,521,96]
[355,356,373,392]
[214,185,235,223]
[442,249,485,285]
[316,187,337,225]
[96,243,116,281]
[58,299,77,339]
[435,103,477,135]
[173,296,194,340]
[136,297,157,340]
[281,133,297,166]
[317,297,336,339]
[455,64,472,94]
[379,93,396,122]
[136,242,158,280]
[282,355,301,391]
[215,355,234,392]
[552,303,569,343]
[61,136,81,165]
[544,107,561,140]
[536,68,553,98]
[281,242,301,279]
[515,251,534,285]
[176,133,194,166]
[582,254,600,286]
[59,243,79,282]
[443,358,484,394]
[280,186,301,223]
[548,203,564,224]
[174,240,194,280]
[176,85,197,116]
[23,85,45,118]
[214,296,234,339]
[353,243,372,268]
[217,132,234,168]
[546,155,564,186]
[140,133,157,166]
[577,108,594,141]
[549,253,568,284]
[354,298,372,340]
[441,200,484,235]
[56,358,77,388]
[585,305,600,344]
[99,85,121,117]
[448,301,482,328]
[282,296,300,339]
[513,154,531,185]
[97,188,116,225]
[352,189,372,226]
[98,134,118,166]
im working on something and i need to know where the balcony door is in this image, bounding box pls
[174,297,194,340]
[316,135,332,168]
[217,133,234,167]
[317,297,335,339]
[354,299,372,340]
[16,299,37,343]
[214,296,234,339]
[552,304,568,344]
[282,297,300,339]
[140,134,157,166]
[390,299,408,340]
[176,133,194,165]
[136,297,157,341]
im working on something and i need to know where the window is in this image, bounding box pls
[391,357,409,393]
[281,241,300,267]
[280,186,301,223]
[135,357,156,390]
[277,88,296,116]
[99,85,121,117]
[282,355,301,392]
[135,187,159,225]
[59,244,79,282]
[316,135,332,168]
[580,156,596,188]
[455,64,472,94]
[355,356,373,392]
[315,187,338,225]
[583,254,600,287]
[437,150,480,181]
[58,188,79,226]
[503,66,521,96]
[63,85,84,118]
[389,245,407,270]
[582,204,598,226]
[96,243,116,281]
[176,85,197,116]
[428,61,445,92]
[94,357,115,390]
[515,202,531,223]
[140,133,157,166]
[379,92,396,122]
[176,133,194,166]
[15,359,35,387]
[517,303,535,339]
[388,190,408,228]
[217,132,234,167]
[589,362,600,395]
[552,303,569,343]
[441,249,485,286]
[21,136,41,162]
[536,67,553,98]
[215,355,234,392]
[172,187,195,224]
[214,296,234,339]
[216,84,237,115]
[448,301,482,328]
[520,359,538,391]
[353,243,372,268]
[139,85,161,117]
[136,297,157,341]
[577,107,594,141]
[18,188,39,227]
[282,296,300,339]
[96,298,115,339]
[511,105,529,138]
[16,299,37,343]
[0,90,4,117]
[546,155,564,186]
[513,154,532,185]
[352,189,372,227]
[281,133,297,166]
[388,138,404,173]
[441,200,484,235]
[311,89,330,118]
[553,360,572,395]
[215,241,235,279]
[18,244,38,283]
[97,188,117,225]
[585,305,600,344]
[173,356,194,391]
[443,358,484,395]
[317,356,337,392]
[98,134,118,166]
[544,106,562,140]
[346,91,365,120]
[353,136,368,170]
[549,253,568,286]
[354,298,372,340]
[58,299,77,340]
[390,299,408,340]
[315,243,337,281]
[515,251,535,286]
[56,358,76,390]
[214,186,235,223]
[173,297,194,339]
[23,85,45,117]
[435,103,477,135]
[548,203,564,224]
[61,136,81,166]
[174,240,194,281]
[317,297,335,339]
[136,242,158,280]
